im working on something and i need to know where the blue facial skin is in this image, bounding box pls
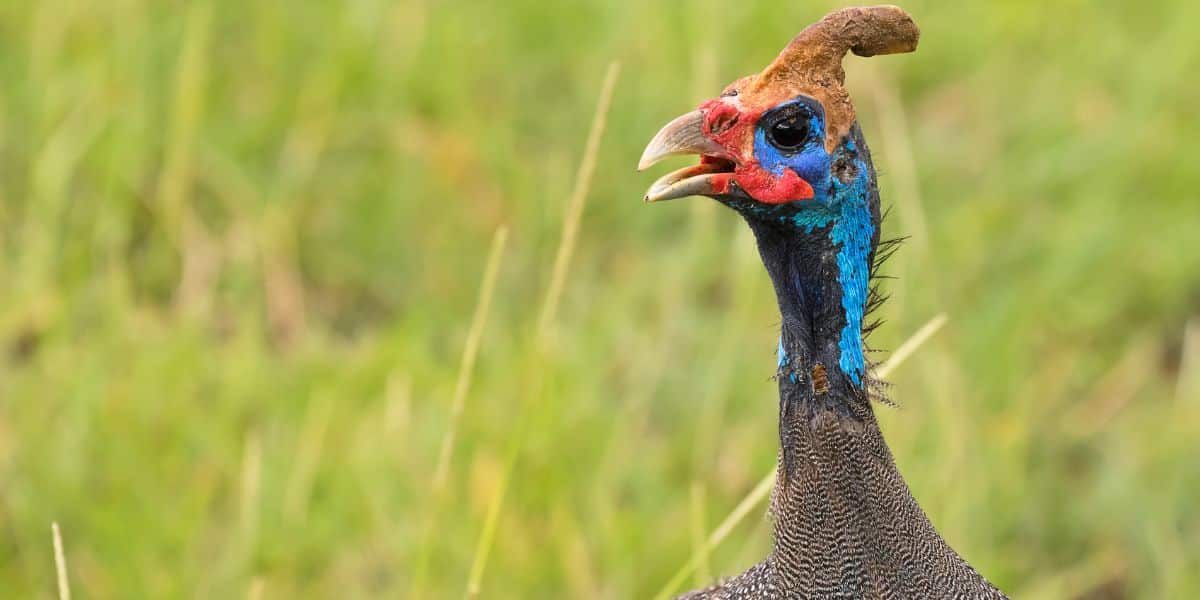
[735,97,874,386]
[751,98,831,198]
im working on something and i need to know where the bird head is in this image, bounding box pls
[638,5,919,212]
[639,6,921,388]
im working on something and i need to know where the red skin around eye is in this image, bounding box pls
[698,99,816,204]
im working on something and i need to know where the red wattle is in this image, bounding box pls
[733,164,814,204]
[710,173,733,195]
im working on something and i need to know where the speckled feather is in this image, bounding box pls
[677,403,1006,599]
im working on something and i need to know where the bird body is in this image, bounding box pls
[639,6,1007,598]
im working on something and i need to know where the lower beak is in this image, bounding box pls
[638,110,734,203]
[643,161,732,203]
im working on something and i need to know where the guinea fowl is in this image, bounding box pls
[638,6,1007,599]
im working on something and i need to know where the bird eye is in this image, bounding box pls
[768,116,809,151]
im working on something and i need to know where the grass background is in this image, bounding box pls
[2,0,1199,597]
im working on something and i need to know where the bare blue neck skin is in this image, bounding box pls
[723,127,879,400]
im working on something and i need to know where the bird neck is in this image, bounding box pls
[744,180,875,399]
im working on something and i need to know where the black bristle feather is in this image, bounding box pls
[861,210,903,400]
[861,317,886,339]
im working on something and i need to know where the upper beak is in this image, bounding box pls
[638,110,733,203]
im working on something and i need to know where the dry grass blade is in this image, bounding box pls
[434,226,509,488]
[654,470,775,600]
[877,314,948,377]
[247,576,265,600]
[537,61,622,338]
[466,459,509,598]
[409,226,509,597]
[51,522,70,600]
[467,61,621,599]
[653,471,774,600]
[653,314,948,599]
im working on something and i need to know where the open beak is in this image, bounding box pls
[638,110,736,203]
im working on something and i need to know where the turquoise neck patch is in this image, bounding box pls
[828,168,873,385]
[781,170,872,385]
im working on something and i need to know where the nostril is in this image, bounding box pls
[701,101,741,138]
[709,112,738,136]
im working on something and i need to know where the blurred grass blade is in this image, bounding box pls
[409,226,509,596]
[467,61,621,599]
[653,314,948,599]
[1177,317,1199,402]
[157,1,211,252]
[214,429,265,593]
[689,482,712,586]
[1012,550,1124,599]
[866,71,929,259]
[283,394,333,522]
[433,226,509,488]
[537,62,622,338]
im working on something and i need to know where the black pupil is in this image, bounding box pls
[770,117,808,150]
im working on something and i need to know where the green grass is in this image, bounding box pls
[1,0,1198,597]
